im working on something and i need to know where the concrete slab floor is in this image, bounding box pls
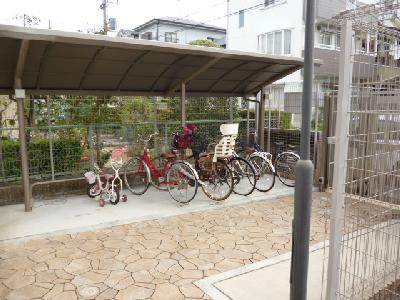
[0,182,293,242]
[195,242,328,300]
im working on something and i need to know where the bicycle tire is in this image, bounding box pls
[274,152,299,187]
[200,159,234,201]
[123,158,150,195]
[249,154,275,192]
[87,182,101,198]
[108,186,120,205]
[166,161,198,204]
[228,156,257,196]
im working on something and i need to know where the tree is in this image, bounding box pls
[189,39,222,48]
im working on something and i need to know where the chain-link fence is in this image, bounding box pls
[0,95,256,187]
[322,2,400,298]
[262,82,325,167]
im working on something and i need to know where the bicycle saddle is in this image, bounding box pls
[275,141,285,146]
[287,144,296,150]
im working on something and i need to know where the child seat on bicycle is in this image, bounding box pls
[173,124,198,149]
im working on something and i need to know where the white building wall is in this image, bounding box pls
[136,24,225,45]
[227,0,305,83]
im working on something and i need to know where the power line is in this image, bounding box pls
[156,1,266,41]
[128,0,227,40]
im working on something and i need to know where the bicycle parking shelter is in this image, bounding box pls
[0,24,305,212]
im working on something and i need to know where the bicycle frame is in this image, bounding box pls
[139,149,176,186]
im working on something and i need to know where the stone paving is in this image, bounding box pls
[0,193,329,300]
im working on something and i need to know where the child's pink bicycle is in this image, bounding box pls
[84,148,128,207]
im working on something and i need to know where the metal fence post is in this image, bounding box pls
[246,99,250,145]
[289,0,315,298]
[313,84,319,164]
[181,82,186,127]
[88,124,95,168]
[326,19,354,300]
[258,89,265,150]
[267,92,272,153]
[47,97,55,181]
[0,128,5,181]
[229,97,233,123]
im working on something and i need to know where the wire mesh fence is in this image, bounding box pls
[324,2,400,299]
[0,95,258,186]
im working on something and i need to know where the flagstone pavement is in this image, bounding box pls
[0,193,329,300]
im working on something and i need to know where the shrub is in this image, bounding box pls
[0,138,83,180]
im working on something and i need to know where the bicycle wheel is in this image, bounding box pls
[150,156,169,191]
[87,183,101,198]
[106,186,120,205]
[228,156,256,196]
[166,161,198,204]
[249,155,275,192]
[200,159,234,201]
[124,158,150,195]
[274,152,299,187]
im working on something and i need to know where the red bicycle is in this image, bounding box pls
[123,133,199,204]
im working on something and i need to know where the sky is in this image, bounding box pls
[0,0,228,33]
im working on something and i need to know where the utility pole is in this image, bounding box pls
[100,0,108,35]
[289,0,315,299]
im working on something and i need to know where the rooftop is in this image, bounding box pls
[0,24,304,97]
[134,17,226,33]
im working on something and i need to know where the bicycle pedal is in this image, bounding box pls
[158,177,165,183]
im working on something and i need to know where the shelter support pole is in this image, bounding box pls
[181,82,186,127]
[257,89,265,149]
[16,89,32,212]
[325,19,354,300]
[289,0,315,298]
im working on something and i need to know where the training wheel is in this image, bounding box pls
[122,195,127,202]
[99,198,105,207]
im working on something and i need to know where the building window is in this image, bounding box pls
[239,10,244,28]
[141,32,153,40]
[267,33,273,54]
[258,29,292,55]
[319,32,333,47]
[284,29,291,54]
[165,32,177,43]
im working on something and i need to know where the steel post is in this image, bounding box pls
[16,90,32,212]
[257,89,265,150]
[325,19,354,300]
[229,97,233,122]
[246,99,250,145]
[267,92,272,153]
[47,98,55,181]
[289,0,315,298]
[181,82,186,127]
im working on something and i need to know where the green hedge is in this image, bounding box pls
[239,109,292,129]
[0,138,83,180]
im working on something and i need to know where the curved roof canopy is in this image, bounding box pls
[0,25,304,97]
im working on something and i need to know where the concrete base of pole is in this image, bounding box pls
[290,159,314,300]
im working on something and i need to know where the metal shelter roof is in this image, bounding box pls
[0,25,304,97]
